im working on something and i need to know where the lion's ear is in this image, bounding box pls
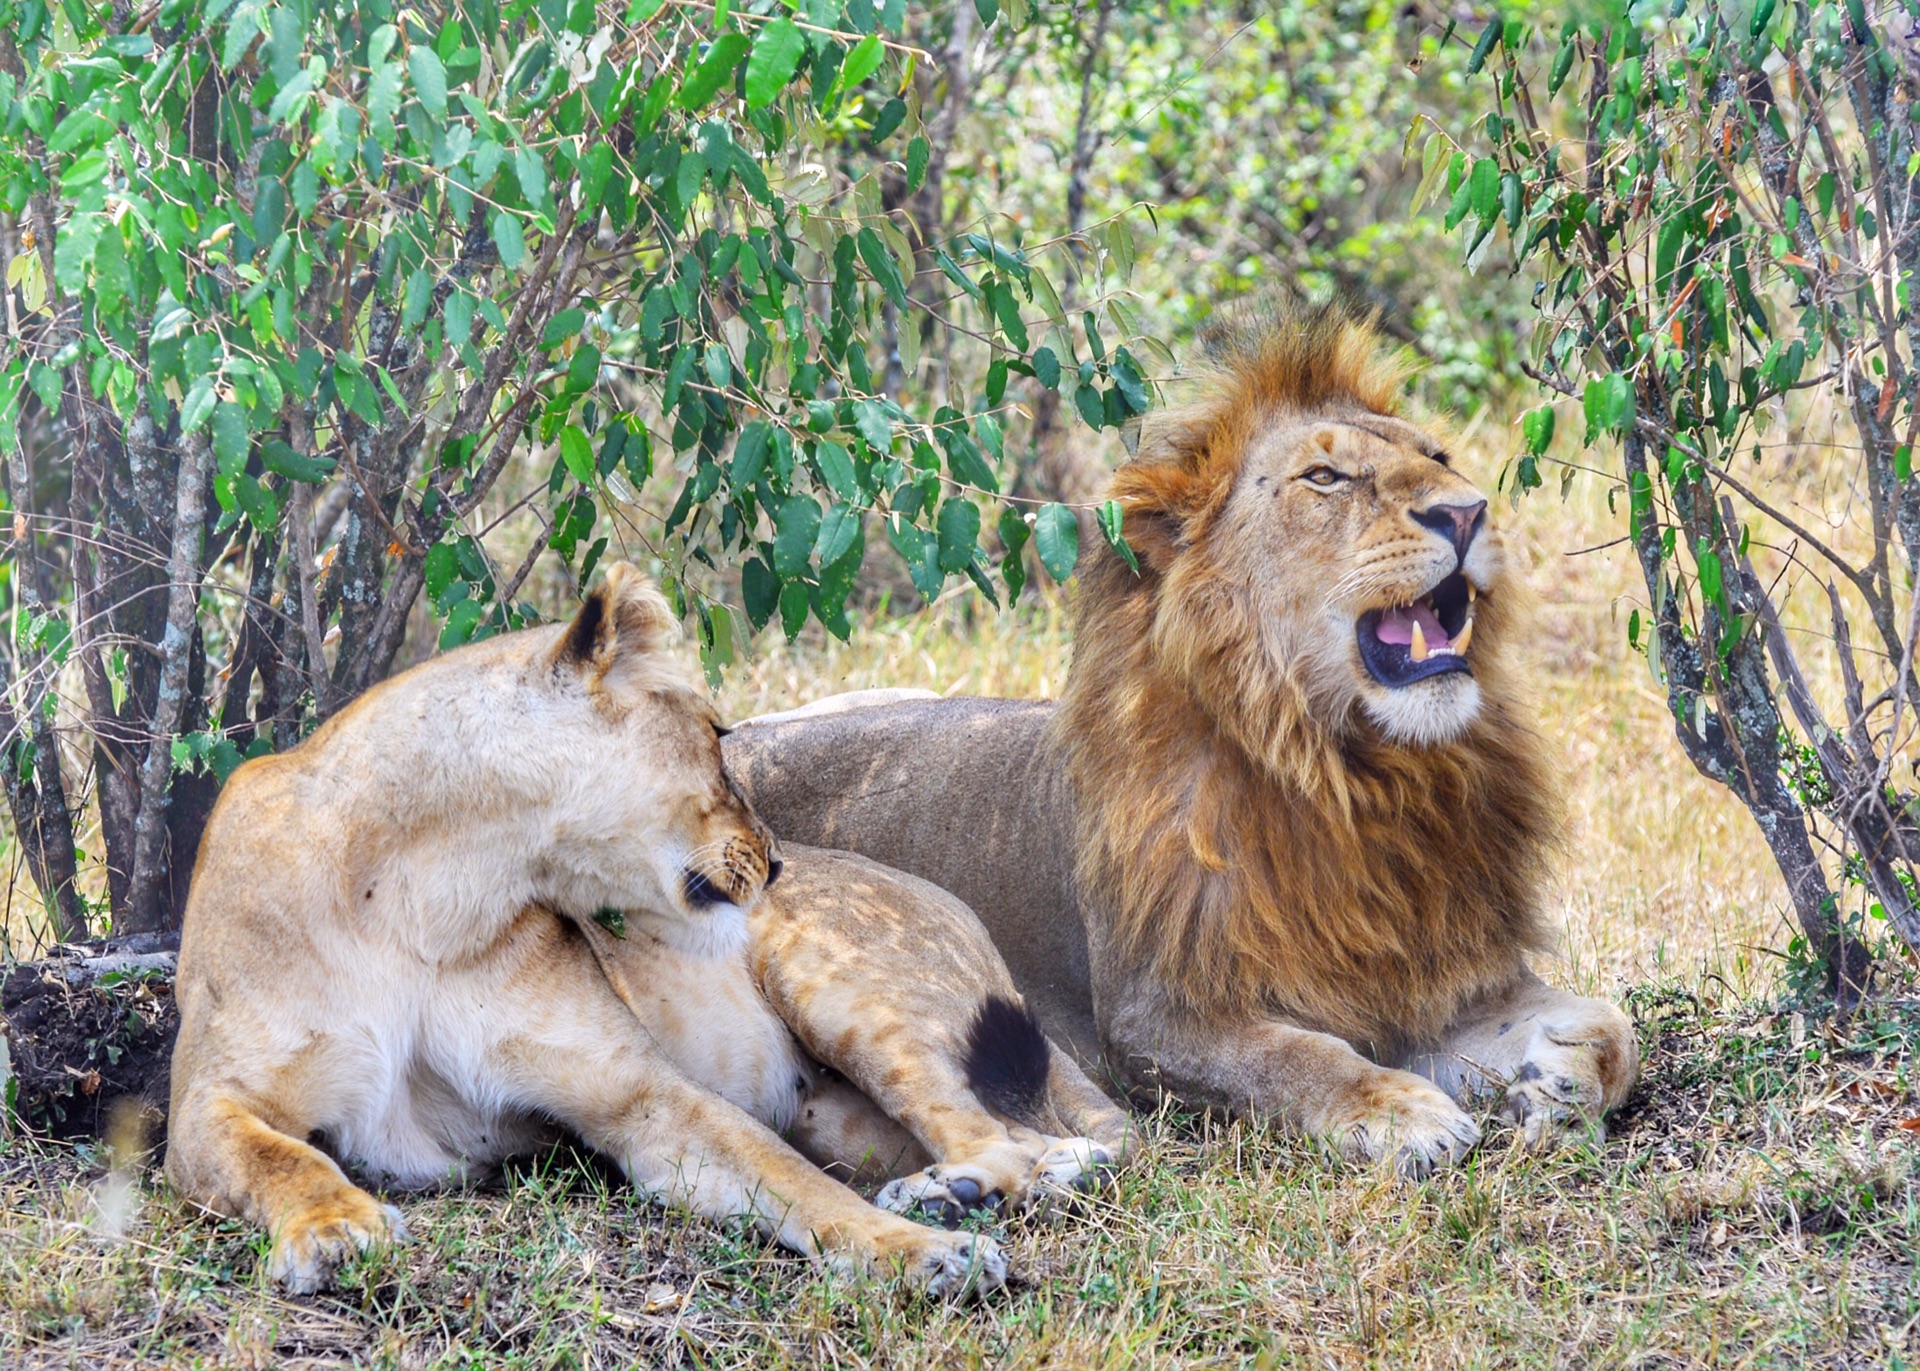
[1108,461,1198,573]
[556,562,679,680]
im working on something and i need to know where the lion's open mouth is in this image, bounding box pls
[1356,572,1477,688]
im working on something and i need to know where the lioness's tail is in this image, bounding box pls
[964,994,1136,1159]
[963,995,1051,1122]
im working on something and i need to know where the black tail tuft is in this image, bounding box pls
[963,995,1051,1122]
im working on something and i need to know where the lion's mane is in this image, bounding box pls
[1057,305,1556,1050]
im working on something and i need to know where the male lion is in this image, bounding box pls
[167,564,1128,1295]
[724,308,1639,1174]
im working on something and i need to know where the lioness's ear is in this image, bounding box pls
[557,562,679,677]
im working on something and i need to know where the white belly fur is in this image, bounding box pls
[314,917,807,1188]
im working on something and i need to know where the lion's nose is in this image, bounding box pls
[1412,499,1487,564]
[764,856,784,889]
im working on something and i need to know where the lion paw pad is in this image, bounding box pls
[876,1169,1004,1229]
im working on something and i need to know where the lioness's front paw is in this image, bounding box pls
[876,1225,1007,1298]
[268,1194,408,1293]
[1328,1072,1480,1178]
[1501,1024,1614,1150]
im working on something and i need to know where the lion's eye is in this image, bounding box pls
[1301,466,1345,488]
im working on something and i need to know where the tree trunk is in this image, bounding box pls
[123,430,214,935]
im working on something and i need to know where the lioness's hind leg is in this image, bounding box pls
[754,851,1127,1222]
[166,1091,406,1294]
[787,1071,931,1187]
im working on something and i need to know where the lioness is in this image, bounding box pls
[167,565,1128,1295]
[725,307,1639,1174]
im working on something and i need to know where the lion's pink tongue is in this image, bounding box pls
[1376,602,1448,649]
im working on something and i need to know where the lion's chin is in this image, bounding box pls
[1360,674,1484,747]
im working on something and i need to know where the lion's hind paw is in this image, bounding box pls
[1501,1056,1606,1151]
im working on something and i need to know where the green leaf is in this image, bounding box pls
[1110,347,1148,413]
[998,504,1030,602]
[1096,499,1137,573]
[906,135,930,192]
[592,906,627,938]
[1583,373,1635,442]
[179,378,217,434]
[1548,31,1578,95]
[856,228,908,310]
[815,503,860,566]
[211,402,250,477]
[1522,405,1555,456]
[778,579,810,639]
[515,144,553,218]
[567,345,601,394]
[988,279,1029,351]
[742,557,780,630]
[580,142,615,212]
[836,35,885,92]
[1468,158,1500,221]
[731,421,773,486]
[745,19,806,108]
[815,440,859,501]
[680,33,750,109]
[542,309,587,347]
[409,46,448,121]
[936,498,980,573]
[1466,18,1501,75]
[1499,171,1522,231]
[260,440,336,483]
[1034,503,1078,582]
[492,211,526,268]
[559,426,595,484]
[425,542,460,599]
[774,494,822,577]
[852,399,895,453]
[233,473,280,533]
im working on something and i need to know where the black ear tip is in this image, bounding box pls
[560,586,608,662]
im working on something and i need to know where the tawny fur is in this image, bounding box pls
[1064,305,1556,1049]
[167,565,1124,1297]
[722,304,1638,1174]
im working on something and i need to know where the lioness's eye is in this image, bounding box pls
[1301,466,1345,488]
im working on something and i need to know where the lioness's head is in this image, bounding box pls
[1102,304,1513,749]
[541,564,781,938]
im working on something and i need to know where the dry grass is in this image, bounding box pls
[4,993,1918,1369]
[5,440,1919,1368]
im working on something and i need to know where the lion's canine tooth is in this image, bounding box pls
[1467,582,1477,604]
[1410,619,1429,662]
[1453,617,1474,655]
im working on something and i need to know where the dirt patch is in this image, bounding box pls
[2,940,178,1143]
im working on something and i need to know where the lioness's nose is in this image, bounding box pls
[1412,500,1487,563]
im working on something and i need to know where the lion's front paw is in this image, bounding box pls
[1328,1071,1480,1178]
[1028,1137,1117,1198]
[875,1225,1007,1298]
[268,1194,408,1293]
[1501,1022,1621,1150]
[875,1166,1005,1228]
